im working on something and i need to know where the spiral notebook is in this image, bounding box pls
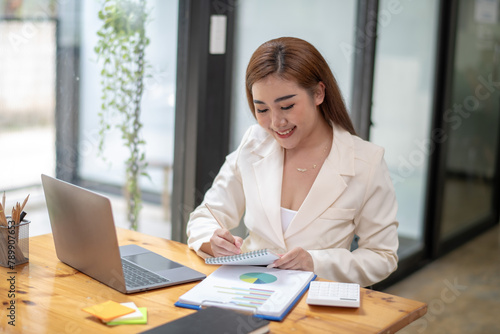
[205,249,280,265]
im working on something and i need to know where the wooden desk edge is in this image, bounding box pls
[383,302,428,334]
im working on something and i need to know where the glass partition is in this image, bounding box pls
[439,0,500,240]
[0,3,57,189]
[78,0,178,196]
[370,0,440,258]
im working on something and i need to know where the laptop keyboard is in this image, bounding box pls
[122,259,170,289]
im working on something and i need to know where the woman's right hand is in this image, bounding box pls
[209,228,243,257]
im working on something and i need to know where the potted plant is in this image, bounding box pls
[94,0,150,230]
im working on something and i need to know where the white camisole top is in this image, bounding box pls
[280,207,298,232]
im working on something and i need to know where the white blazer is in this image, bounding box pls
[187,124,399,287]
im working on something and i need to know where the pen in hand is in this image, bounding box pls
[204,203,225,229]
[204,203,242,255]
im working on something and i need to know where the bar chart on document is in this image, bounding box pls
[215,286,274,308]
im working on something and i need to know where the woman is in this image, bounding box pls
[186,37,398,287]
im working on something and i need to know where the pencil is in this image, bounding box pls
[0,203,7,227]
[20,194,30,211]
[16,203,21,223]
[204,203,224,229]
[12,205,18,224]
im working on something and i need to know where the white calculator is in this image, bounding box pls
[306,281,360,308]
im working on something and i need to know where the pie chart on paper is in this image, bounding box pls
[239,272,277,284]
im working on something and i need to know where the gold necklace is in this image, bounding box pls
[297,165,316,173]
[295,145,330,173]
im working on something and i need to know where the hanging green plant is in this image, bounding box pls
[94,0,150,230]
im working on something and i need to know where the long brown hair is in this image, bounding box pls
[245,37,356,135]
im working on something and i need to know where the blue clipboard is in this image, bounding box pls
[174,274,316,322]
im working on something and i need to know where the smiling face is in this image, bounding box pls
[251,75,329,150]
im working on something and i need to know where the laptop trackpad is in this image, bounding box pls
[124,252,182,273]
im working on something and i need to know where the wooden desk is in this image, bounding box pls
[0,229,426,333]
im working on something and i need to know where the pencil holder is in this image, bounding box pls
[0,217,30,268]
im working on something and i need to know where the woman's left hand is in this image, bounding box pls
[269,247,314,272]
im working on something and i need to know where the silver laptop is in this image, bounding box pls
[41,174,206,294]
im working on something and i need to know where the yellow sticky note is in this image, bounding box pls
[82,300,135,322]
[106,307,148,325]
